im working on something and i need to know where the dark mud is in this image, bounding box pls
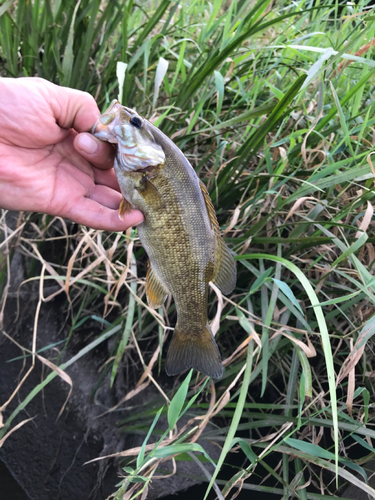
[0,278,121,499]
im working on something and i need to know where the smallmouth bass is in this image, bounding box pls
[92,101,236,378]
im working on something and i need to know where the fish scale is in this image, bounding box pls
[92,100,236,378]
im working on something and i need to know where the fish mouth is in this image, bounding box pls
[92,100,166,172]
[92,127,118,143]
[91,101,129,143]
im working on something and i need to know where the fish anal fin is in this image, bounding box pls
[165,324,223,379]
[199,181,236,295]
[146,261,168,309]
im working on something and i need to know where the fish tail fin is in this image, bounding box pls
[165,324,223,379]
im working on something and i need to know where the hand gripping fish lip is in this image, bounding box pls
[91,100,165,172]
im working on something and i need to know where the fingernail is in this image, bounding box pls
[118,212,144,227]
[77,134,99,154]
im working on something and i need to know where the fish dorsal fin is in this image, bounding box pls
[199,180,220,236]
[212,238,237,295]
[199,181,236,296]
[146,261,169,308]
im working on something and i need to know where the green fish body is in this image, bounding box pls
[92,101,236,378]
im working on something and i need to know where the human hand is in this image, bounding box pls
[0,77,144,230]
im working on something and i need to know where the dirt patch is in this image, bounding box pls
[0,290,119,499]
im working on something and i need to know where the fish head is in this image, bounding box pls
[91,100,165,172]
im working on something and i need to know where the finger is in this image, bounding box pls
[93,167,121,192]
[63,197,144,232]
[49,83,100,132]
[74,133,115,170]
[88,184,123,209]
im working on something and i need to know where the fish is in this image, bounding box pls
[91,100,236,378]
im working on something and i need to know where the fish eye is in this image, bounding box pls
[130,115,143,128]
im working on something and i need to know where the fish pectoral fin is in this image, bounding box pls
[212,236,237,295]
[146,261,168,309]
[165,324,223,379]
[118,197,133,219]
[141,178,167,211]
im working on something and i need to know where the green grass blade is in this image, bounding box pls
[167,369,193,431]
[204,339,254,499]
[61,0,80,86]
[137,407,163,469]
[236,253,339,478]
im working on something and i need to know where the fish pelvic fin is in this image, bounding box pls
[165,324,223,379]
[146,261,168,308]
[199,181,236,295]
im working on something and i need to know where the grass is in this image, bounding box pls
[1,0,375,498]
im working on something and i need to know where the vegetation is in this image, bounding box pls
[1,0,375,498]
